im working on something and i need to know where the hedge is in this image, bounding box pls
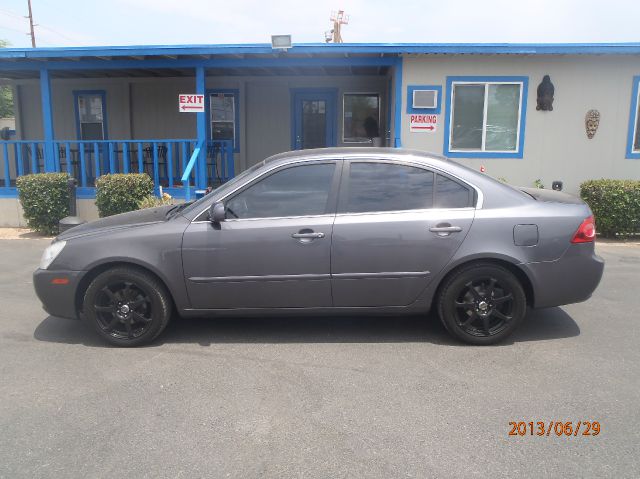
[580,179,640,237]
[16,173,70,235]
[137,192,174,209]
[95,173,154,217]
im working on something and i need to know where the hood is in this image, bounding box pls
[57,205,175,240]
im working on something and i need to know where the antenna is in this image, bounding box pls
[325,10,349,43]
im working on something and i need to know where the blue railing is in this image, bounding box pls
[0,139,235,198]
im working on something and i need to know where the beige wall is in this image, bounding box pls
[401,55,640,193]
[13,74,389,174]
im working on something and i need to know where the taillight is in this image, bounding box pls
[571,215,596,243]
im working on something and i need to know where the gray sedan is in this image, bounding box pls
[33,148,604,346]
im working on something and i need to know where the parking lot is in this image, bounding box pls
[0,237,639,478]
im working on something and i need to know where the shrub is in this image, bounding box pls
[137,192,174,209]
[95,173,154,217]
[580,179,640,238]
[16,173,70,235]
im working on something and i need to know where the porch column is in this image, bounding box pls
[393,57,402,148]
[39,68,56,171]
[195,66,207,189]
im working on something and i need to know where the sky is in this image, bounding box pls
[0,0,638,48]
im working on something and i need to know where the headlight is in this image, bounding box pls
[39,241,67,270]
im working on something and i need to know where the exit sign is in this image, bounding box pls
[178,94,205,112]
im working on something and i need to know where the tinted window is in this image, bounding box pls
[225,163,335,219]
[435,174,471,208]
[345,163,434,213]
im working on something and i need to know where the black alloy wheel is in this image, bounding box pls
[438,263,526,345]
[83,267,171,347]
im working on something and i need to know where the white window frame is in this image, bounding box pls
[448,81,524,154]
[342,92,381,144]
[210,92,236,146]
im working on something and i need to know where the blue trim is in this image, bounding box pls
[195,67,207,189]
[406,85,442,114]
[393,58,402,147]
[0,187,18,198]
[290,88,338,150]
[443,76,528,159]
[626,76,640,159]
[206,89,240,153]
[3,42,640,60]
[73,90,108,140]
[0,57,397,72]
[39,68,55,172]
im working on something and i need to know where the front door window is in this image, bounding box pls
[301,100,327,149]
[292,90,336,150]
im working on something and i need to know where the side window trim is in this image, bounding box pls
[221,160,342,220]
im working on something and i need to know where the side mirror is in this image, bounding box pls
[209,202,226,223]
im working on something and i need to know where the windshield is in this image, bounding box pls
[179,160,265,217]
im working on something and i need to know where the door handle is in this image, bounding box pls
[291,232,325,239]
[429,225,463,237]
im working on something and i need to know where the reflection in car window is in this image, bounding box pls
[345,163,434,213]
[225,163,335,219]
[435,174,471,208]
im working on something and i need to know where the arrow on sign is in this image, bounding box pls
[413,125,435,130]
[181,105,202,110]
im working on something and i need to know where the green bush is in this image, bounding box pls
[137,192,174,209]
[580,179,640,238]
[95,173,154,217]
[16,173,70,235]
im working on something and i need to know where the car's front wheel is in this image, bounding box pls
[83,266,172,347]
[437,263,526,345]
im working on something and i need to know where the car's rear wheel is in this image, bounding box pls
[83,267,171,347]
[437,263,526,345]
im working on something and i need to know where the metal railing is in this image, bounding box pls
[0,139,235,198]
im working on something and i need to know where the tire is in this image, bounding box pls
[83,266,172,347]
[437,263,526,345]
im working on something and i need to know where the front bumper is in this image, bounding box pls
[525,244,605,309]
[33,269,86,320]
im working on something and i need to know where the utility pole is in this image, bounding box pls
[26,0,37,47]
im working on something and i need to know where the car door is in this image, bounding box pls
[331,160,476,307]
[182,160,341,309]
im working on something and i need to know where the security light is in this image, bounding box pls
[271,35,292,50]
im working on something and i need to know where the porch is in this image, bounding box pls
[0,139,233,199]
[0,45,403,204]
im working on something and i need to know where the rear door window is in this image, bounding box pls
[342,162,434,213]
[435,174,473,208]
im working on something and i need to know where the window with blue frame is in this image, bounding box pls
[444,77,528,158]
[627,76,640,159]
[209,90,239,151]
[75,91,106,140]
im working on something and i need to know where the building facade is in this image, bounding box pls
[1,43,639,225]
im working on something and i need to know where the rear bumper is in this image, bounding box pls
[33,269,86,320]
[525,244,604,309]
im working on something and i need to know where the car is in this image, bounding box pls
[33,147,604,346]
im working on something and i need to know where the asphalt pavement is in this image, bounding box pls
[0,238,639,478]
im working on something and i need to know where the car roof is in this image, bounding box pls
[263,147,449,166]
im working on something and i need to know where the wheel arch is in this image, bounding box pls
[431,256,535,310]
[75,260,177,318]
